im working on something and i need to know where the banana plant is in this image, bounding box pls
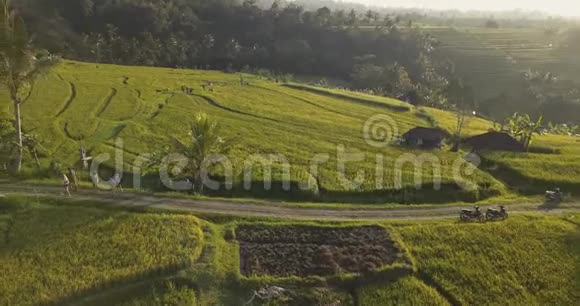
[504,113,544,150]
[521,115,543,149]
[505,113,525,139]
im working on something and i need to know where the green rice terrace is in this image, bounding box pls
[1,58,579,305]
[428,26,580,100]
[0,196,578,305]
[1,60,579,204]
[3,1,580,306]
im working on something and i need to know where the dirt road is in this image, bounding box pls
[0,184,578,220]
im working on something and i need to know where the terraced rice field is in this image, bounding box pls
[357,276,450,306]
[0,60,506,202]
[0,197,204,306]
[395,214,580,305]
[484,134,580,193]
[429,27,580,100]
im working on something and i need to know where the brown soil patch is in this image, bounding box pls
[237,225,401,277]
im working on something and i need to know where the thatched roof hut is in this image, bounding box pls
[402,127,448,149]
[464,132,525,152]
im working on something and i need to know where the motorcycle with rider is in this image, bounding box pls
[545,187,564,204]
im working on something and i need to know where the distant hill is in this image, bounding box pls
[428,26,580,122]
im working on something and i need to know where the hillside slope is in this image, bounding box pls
[429,27,580,103]
[0,60,505,203]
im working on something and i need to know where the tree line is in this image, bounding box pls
[16,0,452,107]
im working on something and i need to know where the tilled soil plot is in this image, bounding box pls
[237,224,402,277]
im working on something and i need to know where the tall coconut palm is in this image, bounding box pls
[0,0,58,172]
[173,112,226,194]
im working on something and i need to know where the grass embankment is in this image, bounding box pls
[394,214,580,305]
[115,282,198,306]
[0,60,509,204]
[357,276,450,306]
[484,134,580,194]
[0,196,204,306]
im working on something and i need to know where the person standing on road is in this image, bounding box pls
[63,173,71,197]
[68,168,79,192]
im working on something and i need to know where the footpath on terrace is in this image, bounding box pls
[0,184,578,220]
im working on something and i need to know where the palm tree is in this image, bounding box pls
[172,113,226,194]
[0,0,59,172]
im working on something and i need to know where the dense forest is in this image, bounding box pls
[12,0,580,123]
[15,0,450,107]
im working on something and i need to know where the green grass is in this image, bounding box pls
[1,196,579,305]
[2,59,579,203]
[115,282,197,306]
[282,83,413,111]
[421,107,494,136]
[0,60,511,203]
[0,196,204,306]
[394,214,580,305]
[357,276,450,306]
[484,134,580,194]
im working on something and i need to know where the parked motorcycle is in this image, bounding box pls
[460,206,484,222]
[486,206,508,221]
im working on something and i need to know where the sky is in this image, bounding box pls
[352,0,580,17]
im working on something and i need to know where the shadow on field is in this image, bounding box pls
[479,156,579,197]
[2,199,200,306]
[282,84,412,113]
[562,219,580,298]
[118,174,497,205]
[58,275,198,306]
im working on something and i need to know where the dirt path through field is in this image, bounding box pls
[0,184,578,220]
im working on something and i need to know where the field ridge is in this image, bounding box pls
[1,184,579,220]
[416,271,460,306]
[56,82,77,117]
[97,88,118,117]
